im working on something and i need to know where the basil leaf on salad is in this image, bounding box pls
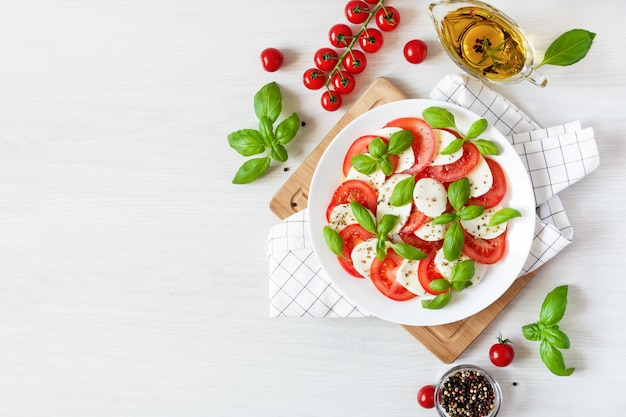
[387,129,413,155]
[489,208,522,227]
[323,226,344,258]
[351,154,378,175]
[350,201,376,234]
[439,138,464,155]
[459,205,485,221]
[466,118,488,139]
[389,242,426,261]
[443,222,464,261]
[389,176,415,207]
[422,107,457,130]
[368,137,387,158]
[447,178,471,212]
[473,139,500,156]
[422,291,452,309]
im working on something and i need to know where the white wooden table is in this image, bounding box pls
[0,1,623,416]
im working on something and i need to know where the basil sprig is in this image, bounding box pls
[352,130,414,176]
[422,107,499,156]
[227,82,300,184]
[536,29,596,69]
[421,259,475,309]
[522,285,575,376]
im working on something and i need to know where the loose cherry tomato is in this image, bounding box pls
[363,0,378,4]
[260,48,283,72]
[343,49,367,74]
[375,6,400,32]
[417,384,436,409]
[345,0,370,24]
[489,334,515,367]
[303,68,327,90]
[329,24,353,48]
[321,89,342,111]
[358,27,384,53]
[314,48,339,71]
[370,249,417,301]
[331,71,356,95]
[404,39,428,64]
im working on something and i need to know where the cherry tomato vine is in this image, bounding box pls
[303,0,400,111]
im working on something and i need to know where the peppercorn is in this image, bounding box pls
[439,369,496,417]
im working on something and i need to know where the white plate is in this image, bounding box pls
[308,99,535,326]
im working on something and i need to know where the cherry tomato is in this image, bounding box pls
[370,249,417,301]
[314,48,339,71]
[375,6,401,32]
[404,39,428,64]
[363,0,378,4]
[321,89,342,112]
[329,24,353,48]
[337,224,375,277]
[489,334,515,367]
[417,384,436,409]
[358,27,384,53]
[331,71,356,95]
[260,48,283,72]
[303,68,327,90]
[345,0,370,24]
[343,49,367,74]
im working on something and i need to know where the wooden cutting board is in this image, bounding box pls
[269,78,538,363]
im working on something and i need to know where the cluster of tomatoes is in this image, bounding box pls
[302,0,405,112]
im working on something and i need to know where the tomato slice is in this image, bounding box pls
[398,232,443,256]
[400,204,429,234]
[466,157,507,209]
[342,135,399,177]
[384,117,436,174]
[338,224,375,277]
[417,252,448,295]
[370,249,417,301]
[326,179,378,221]
[461,227,507,264]
[425,142,481,183]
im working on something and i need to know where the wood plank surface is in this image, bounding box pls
[269,77,538,363]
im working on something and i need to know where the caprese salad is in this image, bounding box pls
[322,106,521,309]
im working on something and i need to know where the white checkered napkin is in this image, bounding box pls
[267,74,600,318]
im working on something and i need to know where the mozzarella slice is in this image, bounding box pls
[346,163,386,192]
[372,126,416,173]
[414,219,447,241]
[376,174,413,234]
[430,129,463,166]
[395,259,426,296]
[328,203,373,232]
[350,238,378,279]
[466,155,494,197]
[434,249,488,285]
[413,177,448,218]
[460,204,507,239]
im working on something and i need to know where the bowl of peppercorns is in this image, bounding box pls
[434,365,502,417]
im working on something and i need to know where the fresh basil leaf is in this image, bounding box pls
[368,137,387,158]
[227,129,267,156]
[489,208,522,227]
[459,205,485,221]
[323,226,344,258]
[538,29,596,68]
[432,212,456,225]
[439,138,464,155]
[540,340,575,376]
[447,178,471,212]
[451,259,475,283]
[377,214,398,236]
[389,176,415,207]
[390,242,426,261]
[376,238,388,261]
[473,139,500,156]
[270,143,288,162]
[422,291,452,309]
[453,280,473,292]
[387,129,414,155]
[443,222,464,261]
[466,118,488,139]
[232,156,271,184]
[275,113,300,145]
[259,115,275,143]
[350,201,376,234]
[254,82,282,124]
[351,154,378,175]
[540,285,569,326]
[522,323,541,341]
[429,279,451,292]
[379,157,395,176]
[543,326,571,349]
[422,107,457,129]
